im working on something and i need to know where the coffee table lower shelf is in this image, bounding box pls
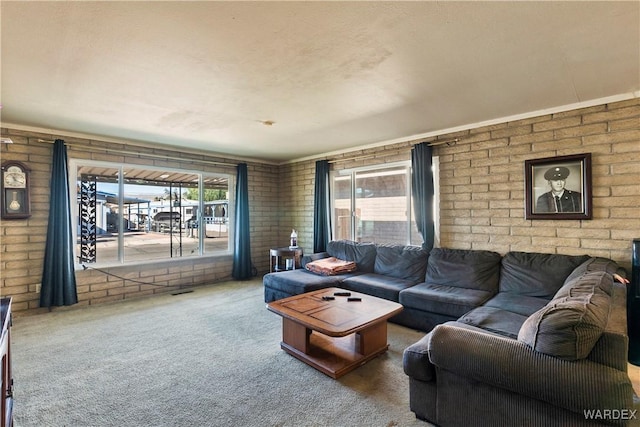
[280,317,389,379]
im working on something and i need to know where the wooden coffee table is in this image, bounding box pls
[267,287,403,378]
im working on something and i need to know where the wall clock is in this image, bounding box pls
[1,161,31,219]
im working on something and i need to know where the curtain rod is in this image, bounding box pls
[328,138,459,164]
[36,139,238,168]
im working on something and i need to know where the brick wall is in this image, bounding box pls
[277,161,316,255]
[0,129,277,314]
[282,99,639,271]
[436,99,639,266]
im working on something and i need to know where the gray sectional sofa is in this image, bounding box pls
[263,240,638,426]
[263,240,430,329]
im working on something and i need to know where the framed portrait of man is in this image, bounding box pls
[525,153,592,220]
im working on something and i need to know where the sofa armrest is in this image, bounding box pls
[403,335,436,382]
[428,322,636,414]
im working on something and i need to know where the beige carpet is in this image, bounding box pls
[11,279,433,427]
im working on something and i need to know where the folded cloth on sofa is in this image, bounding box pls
[305,257,357,276]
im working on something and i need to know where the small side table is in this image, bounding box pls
[270,247,303,273]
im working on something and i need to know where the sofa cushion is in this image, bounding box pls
[559,257,617,296]
[374,244,428,283]
[483,293,549,317]
[518,278,611,360]
[425,248,502,292]
[341,273,416,302]
[564,257,620,283]
[499,252,590,298]
[399,283,494,318]
[327,240,377,273]
[556,270,614,300]
[457,307,529,339]
[262,269,349,296]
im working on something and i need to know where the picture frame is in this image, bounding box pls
[524,153,592,220]
[1,160,32,219]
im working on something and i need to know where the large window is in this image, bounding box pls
[332,162,421,245]
[332,160,440,247]
[71,160,232,266]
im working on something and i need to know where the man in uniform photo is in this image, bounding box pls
[535,166,582,213]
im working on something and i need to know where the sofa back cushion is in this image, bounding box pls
[327,240,376,273]
[425,248,502,292]
[374,244,428,283]
[518,272,611,361]
[556,270,614,299]
[560,257,619,296]
[499,252,590,298]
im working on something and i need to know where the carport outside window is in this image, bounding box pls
[72,161,231,266]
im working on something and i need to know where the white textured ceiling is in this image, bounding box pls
[1,1,638,162]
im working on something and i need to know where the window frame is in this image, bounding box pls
[330,159,440,247]
[69,159,234,269]
[331,161,415,245]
